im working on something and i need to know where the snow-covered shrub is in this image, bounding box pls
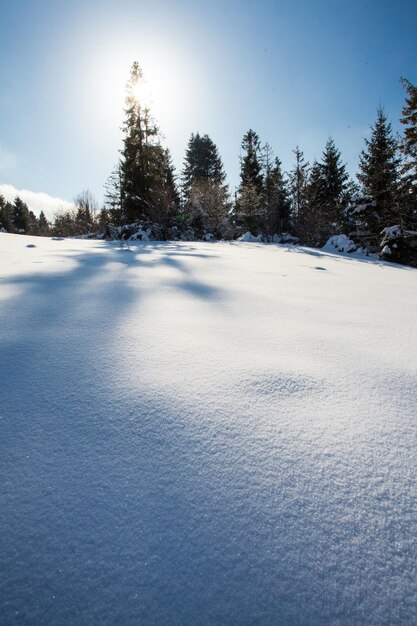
[346,196,381,251]
[272,232,299,244]
[322,234,357,254]
[380,225,417,266]
[237,231,263,242]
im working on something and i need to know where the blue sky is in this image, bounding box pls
[0,0,416,214]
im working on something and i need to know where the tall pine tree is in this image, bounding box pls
[288,146,309,227]
[301,140,350,245]
[357,107,400,226]
[0,195,14,232]
[13,197,30,232]
[262,144,290,238]
[234,129,264,234]
[182,133,228,237]
[120,61,164,223]
[181,133,226,201]
[400,77,417,225]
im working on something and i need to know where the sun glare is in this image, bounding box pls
[132,79,153,109]
[86,44,191,135]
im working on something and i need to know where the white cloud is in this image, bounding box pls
[0,183,74,220]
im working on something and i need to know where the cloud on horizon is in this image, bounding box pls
[0,183,74,220]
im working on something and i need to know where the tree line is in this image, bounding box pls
[1,63,416,265]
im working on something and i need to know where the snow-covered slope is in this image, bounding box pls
[1,233,416,625]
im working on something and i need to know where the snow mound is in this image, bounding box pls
[322,234,357,253]
[272,232,299,244]
[129,227,150,241]
[237,231,263,242]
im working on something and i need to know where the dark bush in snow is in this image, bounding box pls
[380,225,417,266]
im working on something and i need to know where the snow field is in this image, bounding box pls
[0,233,416,624]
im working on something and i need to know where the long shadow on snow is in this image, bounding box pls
[276,242,417,270]
[0,241,251,625]
[0,240,413,625]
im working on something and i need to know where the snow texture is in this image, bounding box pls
[1,233,416,625]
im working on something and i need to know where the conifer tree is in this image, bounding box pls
[104,163,124,224]
[357,107,400,225]
[400,78,417,177]
[74,190,98,234]
[0,195,14,232]
[299,140,350,245]
[38,211,49,235]
[262,144,290,237]
[27,210,38,234]
[182,133,228,236]
[234,129,264,234]
[288,146,309,225]
[13,197,30,232]
[120,61,163,223]
[152,148,180,229]
[399,77,417,225]
[240,129,263,192]
[299,160,323,245]
[163,149,180,207]
[320,138,350,224]
[181,133,226,201]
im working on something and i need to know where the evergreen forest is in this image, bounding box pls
[2,63,417,266]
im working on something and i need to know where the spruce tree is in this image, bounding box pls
[299,160,324,245]
[288,146,309,226]
[240,129,263,192]
[0,195,14,232]
[104,163,124,224]
[152,148,180,230]
[27,211,38,234]
[120,61,163,223]
[400,77,417,225]
[262,144,290,237]
[400,78,417,178]
[38,211,49,235]
[181,133,226,201]
[357,107,400,225]
[234,129,264,234]
[13,197,30,232]
[182,133,228,236]
[308,140,350,245]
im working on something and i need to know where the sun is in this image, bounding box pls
[131,78,153,109]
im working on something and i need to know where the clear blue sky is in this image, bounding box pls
[0,0,416,211]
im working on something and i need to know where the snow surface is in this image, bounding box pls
[1,233,416,625]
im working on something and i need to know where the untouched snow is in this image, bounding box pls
[1,233,416,625]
